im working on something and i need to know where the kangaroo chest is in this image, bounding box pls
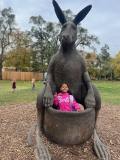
[53,54,84,95]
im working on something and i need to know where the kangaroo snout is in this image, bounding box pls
[62,34,69,41]
[61,34,73,44]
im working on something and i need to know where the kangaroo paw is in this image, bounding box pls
[35,126,51,160]
[27,123,37,147]
[93,129,111,160]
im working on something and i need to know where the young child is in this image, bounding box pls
[12,79,16,92]
[53,83,84,112]
[32,78,35,90]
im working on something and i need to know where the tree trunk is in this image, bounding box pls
[0,63,2,80]
[0,48,4,80]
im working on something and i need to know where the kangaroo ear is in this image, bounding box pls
[73,5,92,25]
[52,0,66,24]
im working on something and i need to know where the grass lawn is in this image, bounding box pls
[0,80,43,106]
[0,80,120,106]
[93,81,120,105]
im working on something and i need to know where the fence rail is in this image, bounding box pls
[2,71,43,81]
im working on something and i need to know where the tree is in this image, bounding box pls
[29,16,59,73]
[29,15,47,72]
[100,44,112,79]
[85,52,98,79]
[4,30,32,71]
[112,51,120,79]
[100,44,110,62]
[0,7,15,79]
[76,27,100,51]
[4,48,32,71]
[44,22,59,64]
[30,50,41,72]
[12,29,32,48]
[96,44,112,80]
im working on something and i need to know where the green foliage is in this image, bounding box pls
[30,50,41,71]
[4,47,32,71]
[94,44,113,80]
[85,52,97,79]
[76,26,100,50]
[100,44,110,62]
[112,51,120,79]
[29,16,59,72]
[12,30,32,48]
[4,30,33,71]
[0,7,15,79]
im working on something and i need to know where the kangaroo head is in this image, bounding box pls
[52,0,92,46]
[59,21,77,46]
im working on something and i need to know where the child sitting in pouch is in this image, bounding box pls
[53,83,84,112]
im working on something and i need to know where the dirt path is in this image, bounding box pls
[0,103,120,160]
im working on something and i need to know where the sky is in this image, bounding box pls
[0,0,120,57]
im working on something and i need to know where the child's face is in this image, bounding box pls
[60,83,69,93]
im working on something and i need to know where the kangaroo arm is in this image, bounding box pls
[45,74,55,95]
[45,56,56,94]
[83,72,95,108]
[43,56,56,107]
[83,72,94,92]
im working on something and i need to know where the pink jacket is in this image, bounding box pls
[53,92,80,112]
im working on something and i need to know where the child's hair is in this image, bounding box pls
[57,83,72,95]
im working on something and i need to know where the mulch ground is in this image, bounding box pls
[0,103,120,160]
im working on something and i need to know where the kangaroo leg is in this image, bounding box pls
[93,85,111,160]
[37,87,46,132]
[92,84,101,122]
[35,125,51,160]
[93,129,111,160]
[35,87,52,160]
[27,88,46,147]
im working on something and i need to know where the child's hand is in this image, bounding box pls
[77,108,81,112]
[77,105,84,112]
[80,105,84,111]
[54,92,58,97]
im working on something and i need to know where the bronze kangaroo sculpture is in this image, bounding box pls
[36,1,110,159]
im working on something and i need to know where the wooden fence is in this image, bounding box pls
[2,71,43,81]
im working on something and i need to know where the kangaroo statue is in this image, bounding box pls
[36,1,111,159]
